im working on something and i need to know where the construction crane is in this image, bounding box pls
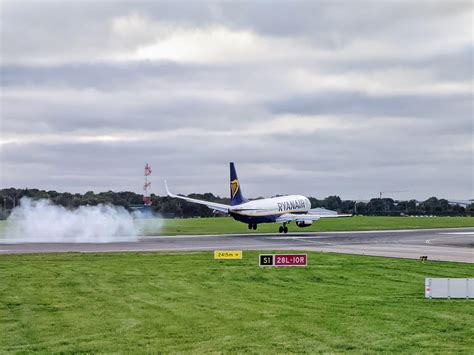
[379,190,408,199]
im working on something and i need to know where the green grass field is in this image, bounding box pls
[1,251,473,353]
[141,216,474,236]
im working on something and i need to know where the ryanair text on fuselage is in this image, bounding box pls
[278,199,306,212]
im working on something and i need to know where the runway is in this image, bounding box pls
[1,228,473,263]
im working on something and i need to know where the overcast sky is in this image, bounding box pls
[1,1,472,200]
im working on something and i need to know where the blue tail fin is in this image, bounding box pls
[230,162,247,206]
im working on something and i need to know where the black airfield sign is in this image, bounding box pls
[259,254,274,266]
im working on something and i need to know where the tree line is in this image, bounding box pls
[0,187,472,219]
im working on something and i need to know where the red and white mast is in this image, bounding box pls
[143,163,152,206]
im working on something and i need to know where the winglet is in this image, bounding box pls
[164,180,173,197]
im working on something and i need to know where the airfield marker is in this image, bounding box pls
[259,254,307,267]
[214,250,242,259]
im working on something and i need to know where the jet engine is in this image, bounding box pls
[296,220,313,228]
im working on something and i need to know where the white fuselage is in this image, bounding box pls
[228,195,310,222]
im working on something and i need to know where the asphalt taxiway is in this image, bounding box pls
[1,228,473,263]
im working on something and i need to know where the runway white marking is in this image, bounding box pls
[142,234,228,239]
[295,239,333,245]
[267,236,329,240]
[437,232,474,235]
[427,234,474,245]
[266,236,334,245]
[142,227,474,239]
[77,243,313,253]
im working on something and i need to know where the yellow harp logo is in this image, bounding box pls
[231,179,239,198]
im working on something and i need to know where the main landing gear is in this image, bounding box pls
[278,224,288,234]
[248,223,257,230]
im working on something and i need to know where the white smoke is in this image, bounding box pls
[3,197,140,243]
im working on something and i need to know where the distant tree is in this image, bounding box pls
[0,188,471,217]
[354,201,367,215]
[341,200,356,214]
[71,197,82,208]
[323,196,342,211]
[308,197,324,209]
[53,192,73,207]
[406,200,418,215]
[452,204,465,215]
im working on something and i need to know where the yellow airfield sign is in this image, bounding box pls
[214,250,243,259]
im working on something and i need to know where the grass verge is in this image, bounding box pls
[143,216,474,235]
[1,251,473,353]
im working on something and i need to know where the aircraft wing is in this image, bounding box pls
[165,181,230,214]
[448,200,473,207]
[276,212,352,223]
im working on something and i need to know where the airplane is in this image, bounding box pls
[447,199,474,207]
[165,162,351,233]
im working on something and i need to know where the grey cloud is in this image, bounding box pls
[3,45,472,90]
[221,1,470,36]
[269,91,472,120]
[422,47,474,82]
[1,89,266,134]
[2,116,471,199]
[0,61,195,89]
[1,1,226,63]
[316,46,473,83]
[2,1,470,63]
[1,1,472,199]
